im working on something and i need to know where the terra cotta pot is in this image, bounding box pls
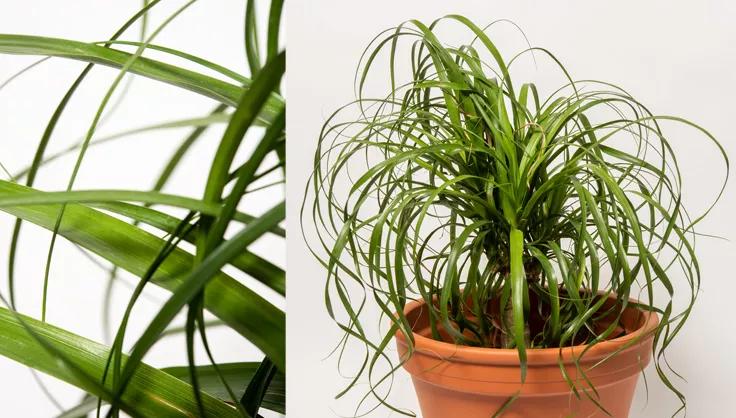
[395,296,658,418]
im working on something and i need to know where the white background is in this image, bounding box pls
[288,1,736,417]
[0,1,283,417]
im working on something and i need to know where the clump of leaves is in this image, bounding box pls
[305,16,727,415]
[0,0,284,417]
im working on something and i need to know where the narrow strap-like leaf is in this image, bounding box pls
[241,357,278,416]
[0,34,285,117]
[509,228,527,381]
[203,51,285,204]
[0,307,239,418]
[0,180,284,366]
[117,201,285,398]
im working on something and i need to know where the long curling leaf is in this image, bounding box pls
[203,51,285,205]
[0,34,282,120]
[0,307,240,418]
[1,1,285,416]
[0,180,285,368]
[7,0,164,310]
[164,362,285,414]
[241,357,278,416]
[39,0,199,325]
[116,201,285,400]
[244,0,262,75]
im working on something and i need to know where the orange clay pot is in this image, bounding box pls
[395,296,659,418]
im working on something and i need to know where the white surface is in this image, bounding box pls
[287,1,736,417]
[0,1,283,417]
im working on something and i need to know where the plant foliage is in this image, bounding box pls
[304,16,727,416]
[0,0,285,417]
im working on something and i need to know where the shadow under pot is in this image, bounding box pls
[395,295,658,418]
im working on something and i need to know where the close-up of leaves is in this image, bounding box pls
[303,16,728,416]
[0,0,284,417]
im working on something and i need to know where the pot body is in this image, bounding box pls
[395,297,658,418]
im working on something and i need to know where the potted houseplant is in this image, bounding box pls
[0,1,284,417]
[305,16,727,417]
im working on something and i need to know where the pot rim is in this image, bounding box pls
[395,295,659,366]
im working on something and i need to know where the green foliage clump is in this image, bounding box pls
[305,16,727,415]
[0,1,285,417]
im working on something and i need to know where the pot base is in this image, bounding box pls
[396,296,658,418]
[411,374,639,418]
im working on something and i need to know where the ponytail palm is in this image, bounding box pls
[306,16,727,415]
[0,1,284,417]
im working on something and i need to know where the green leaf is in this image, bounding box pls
[203,51,285,205]
[13,111,233,181]
[8,0,163,310]
[0,186,285,237]
[91,201,285,294]
[163,362,285,414]
[0,34,281,121]
[266,0,284,64]
[509,228,527,381]
[241,358,279,415]
[244,0,262,75]
[118,201,285,398]
[0,180,284,370]
[0,307,239,418]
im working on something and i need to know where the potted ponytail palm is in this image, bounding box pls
[306,16,727,417]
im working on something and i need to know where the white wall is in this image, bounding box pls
[287,1,736,417]
[0,1,283,417]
